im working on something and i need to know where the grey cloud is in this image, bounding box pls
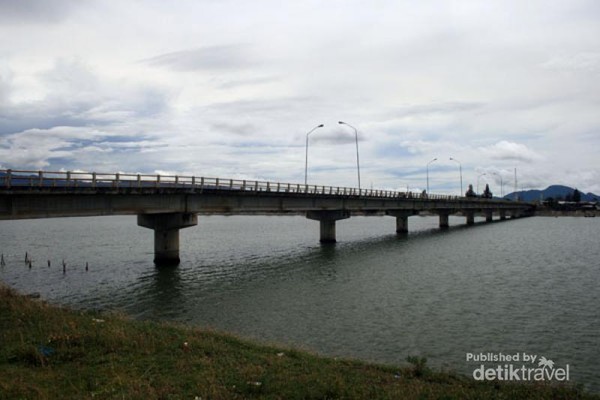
[0,127,101,169]
[0,60,169,135]
[0,126,165,171]
[0,112,90,136]
[311,130,362,145]
[0,0,81,24]
[0,60,173,171]
[0,94,165,136]
[143,45,256,71]
[210,122,257,136]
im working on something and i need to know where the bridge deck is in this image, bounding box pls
[0,169,531,219]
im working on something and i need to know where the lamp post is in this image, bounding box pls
[338,121,361,190]
[304,124,324,185]
[426,158,437,194]
[449,157,463,196]
[492,172,504,197]
[477,173,487,194]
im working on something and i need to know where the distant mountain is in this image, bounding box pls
[504,185,600,202]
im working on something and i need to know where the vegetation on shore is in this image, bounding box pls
[0,285,596,399]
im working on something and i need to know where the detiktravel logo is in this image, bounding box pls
[466,352,570,382]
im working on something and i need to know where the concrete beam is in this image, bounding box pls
[306,210,350,243]
[0,191,535,220]
[385,210,415,234]
[138,213,198,266]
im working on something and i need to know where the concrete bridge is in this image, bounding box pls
[0,169,534,266]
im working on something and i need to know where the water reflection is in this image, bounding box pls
[143,265,184,318]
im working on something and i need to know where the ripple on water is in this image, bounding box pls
[0,215,599,392]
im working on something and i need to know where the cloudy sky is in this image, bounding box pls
[1,0,599,195]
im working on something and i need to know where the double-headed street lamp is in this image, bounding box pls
[338,121,361,190]
[304,124,324,185]
[426,158,437,194]
[449,157,463,196]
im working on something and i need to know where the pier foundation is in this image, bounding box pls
[306,210,350,243]
[137,213,198,266]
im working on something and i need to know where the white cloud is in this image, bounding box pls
[143,45,257,71]
[542,53,600,72]
[478,141,543,163]
[0,0,599,193]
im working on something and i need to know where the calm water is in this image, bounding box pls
[1,215,599,392]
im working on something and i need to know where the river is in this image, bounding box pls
[1,215,598,392]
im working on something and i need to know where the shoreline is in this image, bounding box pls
[1,284,597,399]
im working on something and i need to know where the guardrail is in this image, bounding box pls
[0,169,508,202]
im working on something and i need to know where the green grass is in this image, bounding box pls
[0,285,597,399]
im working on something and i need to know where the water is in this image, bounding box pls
[1,215,599,392]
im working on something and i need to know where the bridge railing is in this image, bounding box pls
[0,169,513,203]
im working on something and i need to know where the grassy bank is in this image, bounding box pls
[0,285,596,399]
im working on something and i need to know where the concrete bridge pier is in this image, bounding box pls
[137,213,198,266]
[385,210,414,234]
[438,211,450,229]
[465,210,475,225]
[485,210,493,222]
[499,210,507,220]
[306,210,350,243]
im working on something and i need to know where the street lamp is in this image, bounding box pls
[338,121,361,190]
[304,124,324,185]
[477,173,487,194]
[426,158,437,194]
[449,157,463,196]
[492,172,504,198]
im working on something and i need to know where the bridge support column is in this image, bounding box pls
[396,216,408,233]
[485,210,493,222]
[306,210,350,243]
[439,212,449,229]
[465,211,475,225]
[499,210,507,220]
[385,210,414,234]
[137,213,198,266]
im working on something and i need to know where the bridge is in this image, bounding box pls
[0,169,534,266]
